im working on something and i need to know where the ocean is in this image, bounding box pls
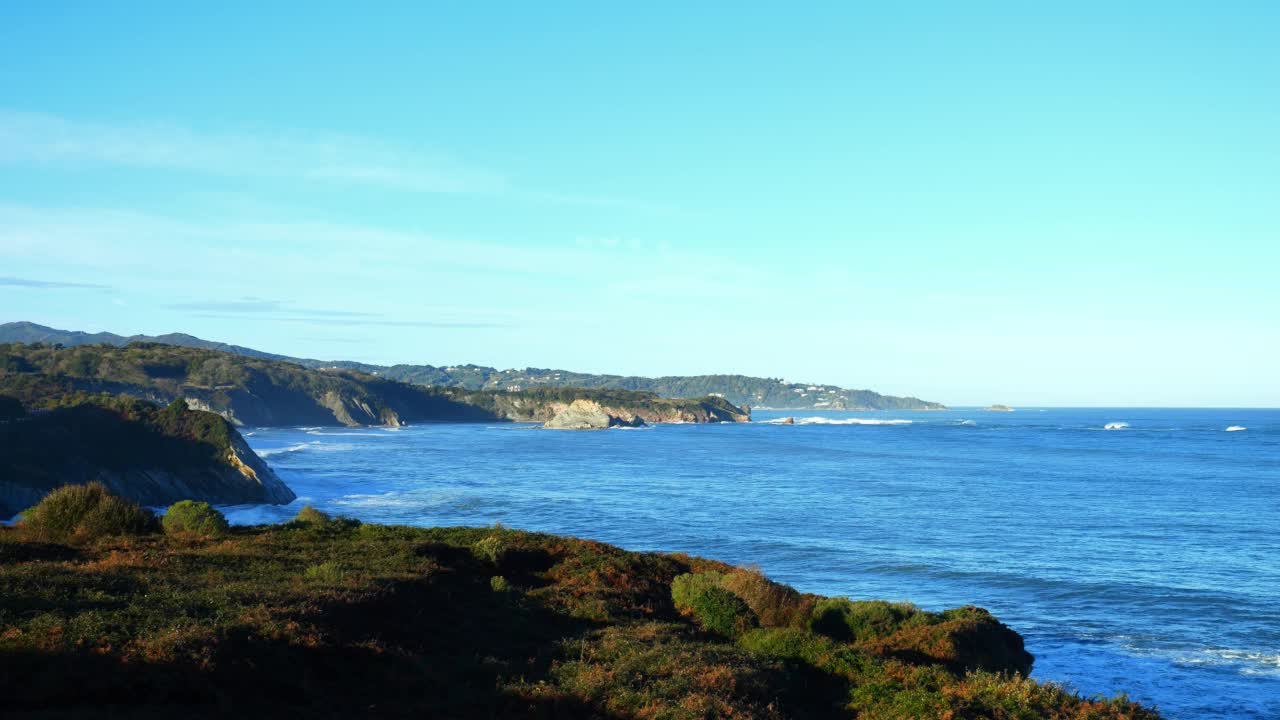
[228,407,1280,719]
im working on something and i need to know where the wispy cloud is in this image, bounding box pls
[167,297,378,318]
[190,314,511,329]
[0,203,760,323]
[0,110,506,194]
[0,109,673,211]
[0,275,109,289]
[172,297,506,328]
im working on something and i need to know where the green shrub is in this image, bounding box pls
[303,561,346,583]
[738,627,832,660]
[294,505,330,525]
[721,567,814,628]
[670,571,723,611]
[162,500,229,537]
[688,585,758,637]
[20,482,156,544]
[809,598,923,643]
[472,534,504,564]
[490,575,512,592]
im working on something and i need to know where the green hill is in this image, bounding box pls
[1,322,944,411]
[0,342,748,428]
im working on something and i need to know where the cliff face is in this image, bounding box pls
[1,343,750,429]
[491,393,751,429]
[0,400,295,518]
[542,399,648,429]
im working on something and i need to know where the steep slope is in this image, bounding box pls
[0,395,294,518]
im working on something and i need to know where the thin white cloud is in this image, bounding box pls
[0,275,109,289]
[166,297,379,318]
[0,109,506,194]
[0,203,764,322]
[0,109,675,211]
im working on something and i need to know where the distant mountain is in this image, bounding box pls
[0,322,945,410]
[0,321,296,362]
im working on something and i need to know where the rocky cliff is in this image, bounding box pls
[0,343,751,429]
[0,398,295,518]
[486,391,751,428]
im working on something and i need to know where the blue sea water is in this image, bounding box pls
[228,408,1280,719]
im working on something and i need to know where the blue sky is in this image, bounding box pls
[1,3,1277,406]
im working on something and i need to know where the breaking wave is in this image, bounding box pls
[1104,422,1130,430]
[1226,426,1247,432]
[257,442,318,457]
[762,417,912,426]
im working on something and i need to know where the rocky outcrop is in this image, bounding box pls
[504,394,751,429]
[0,402,296,518]
[543,399,648,429]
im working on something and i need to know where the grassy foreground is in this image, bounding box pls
[0,505,1158,719]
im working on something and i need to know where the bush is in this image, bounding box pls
[490,575,512,592]
[738,627,832,660]
[810,598,921,643]
[721,567,814,628]
[20,482,156,544]
[303,561,347,583]
[162,500,229,537]
[670,571,723,611]
[294,505,330,525]
[472,534,504,564]
[689,586,758,637]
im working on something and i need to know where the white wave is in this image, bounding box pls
[306,430,391,437]
[220,503,304,526]
[333,491,428,509]
[1225,425,1247,432]
[257,442,318,457]
[762,416,912,426]
[1173,648,1280,676]
[1104,422,1129,430]
[955,419,976,426]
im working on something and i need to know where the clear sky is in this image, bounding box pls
[1,3,1277,406]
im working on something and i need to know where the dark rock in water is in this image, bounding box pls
[780,417,795,425]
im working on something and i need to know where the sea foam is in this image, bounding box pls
[763,417,912,426]
[1226,426,1247,432]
